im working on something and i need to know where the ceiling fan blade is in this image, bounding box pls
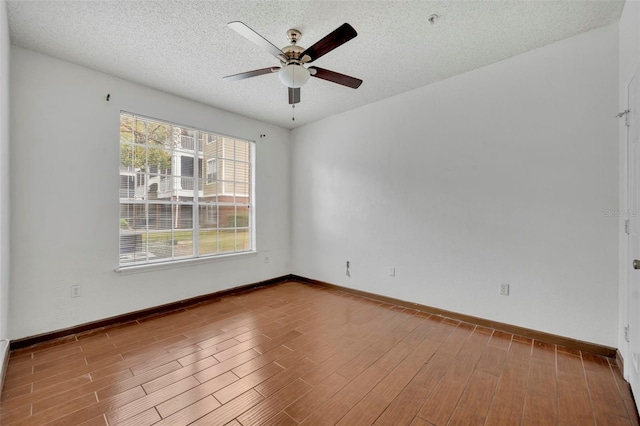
[288,87,301,104]
[228,21,287,60]
[308,67,362,89]
[223,67,279,81]
[301,23,357,63]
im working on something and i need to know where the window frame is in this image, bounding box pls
[117,112,255,270]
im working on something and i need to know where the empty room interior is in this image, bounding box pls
[1,0,640,424]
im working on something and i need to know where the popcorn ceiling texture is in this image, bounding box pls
[6,0,624,129]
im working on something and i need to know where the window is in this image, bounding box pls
[206,159,217,184]
[119,112,254,267]
[203,133,217,145]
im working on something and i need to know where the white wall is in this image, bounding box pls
[0,1,10,394]
[9,47,291,340]
[618,0,640,376]
[0,0,10,342]
[292,24,619,347]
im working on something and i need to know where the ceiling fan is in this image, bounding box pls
[224,21,363,106]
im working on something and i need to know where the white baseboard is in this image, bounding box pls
[0,339,8,397]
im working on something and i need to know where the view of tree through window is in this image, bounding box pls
[119,113,253,266]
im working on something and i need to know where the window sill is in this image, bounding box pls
[115,251,257,275]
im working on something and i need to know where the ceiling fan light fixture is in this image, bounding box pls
[278,64,310,88]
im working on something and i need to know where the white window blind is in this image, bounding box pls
[119,112,254,267]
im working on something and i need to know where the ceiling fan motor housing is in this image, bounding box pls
[282,44,305,62]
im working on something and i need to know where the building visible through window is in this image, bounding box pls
[119,113,254,266]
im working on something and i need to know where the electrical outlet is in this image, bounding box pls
[389,267,396,277]
[500,283,510,296]
[71,285,81,298]
[264,256,269,264]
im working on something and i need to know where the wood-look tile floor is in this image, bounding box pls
[1,281,638,426]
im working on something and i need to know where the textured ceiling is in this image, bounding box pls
[6,0,625,129]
